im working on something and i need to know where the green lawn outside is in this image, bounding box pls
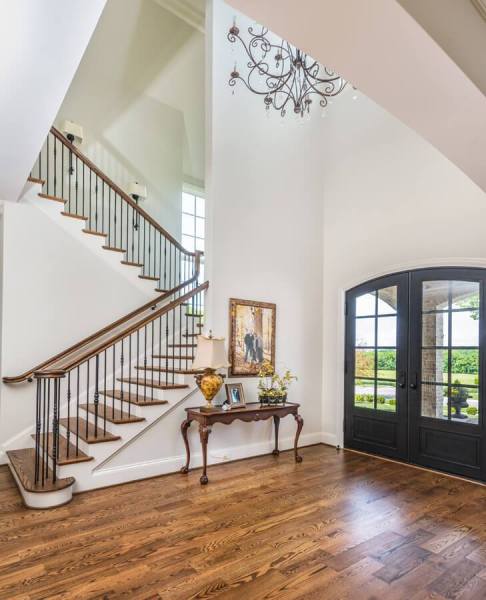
[376,370,478,386]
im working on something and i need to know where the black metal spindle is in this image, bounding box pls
[42,379,47,486]
[45,380,50,481]
[108,188,112,246]
[128,334,132,417]
[94,355,100,437]
[136,329,141,402]
[76,366,80,456]
[47,134,50,195]
[34,380,41,484]
[112,344,116,420]
[52,378,59,483]
[151,321,155,403]
[66,372,71,459]
[103,349,107,435]
[86,360,90,440]
[120,338,125,417]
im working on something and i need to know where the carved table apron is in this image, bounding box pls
[180,402,304,485]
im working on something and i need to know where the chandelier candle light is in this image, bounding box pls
[228,19,347,117]
[192,332,231,412]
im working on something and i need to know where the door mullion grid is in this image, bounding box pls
[374,292,378,411]
[447,282,452,420]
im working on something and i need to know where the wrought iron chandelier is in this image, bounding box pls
[228,21,347,117]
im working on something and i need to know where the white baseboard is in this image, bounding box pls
[75,431,324,492]
[321,432,338,447]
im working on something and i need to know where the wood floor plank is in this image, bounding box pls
[0,446,486,598]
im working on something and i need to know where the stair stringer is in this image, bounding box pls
[20,181,157,298]
[52,381,198,493]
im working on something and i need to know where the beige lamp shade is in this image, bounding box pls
[128,181,147,199]
[61,120,84,144]
[192,335,231,370]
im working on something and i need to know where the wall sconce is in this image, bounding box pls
[61,120,84,175]
[128,181,147,230]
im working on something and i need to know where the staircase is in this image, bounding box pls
[3,127,208,508]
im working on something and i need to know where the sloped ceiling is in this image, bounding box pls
[398,0,486,97]
[226,0,486,193]
[0,0,106,201]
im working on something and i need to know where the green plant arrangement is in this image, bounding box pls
[258,361,297,404]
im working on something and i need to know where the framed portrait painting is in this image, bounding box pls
[228,298,276,377]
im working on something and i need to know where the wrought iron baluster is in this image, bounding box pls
[86,360,90,440]
[94,355,100,437]
[66,372,71,459]
[76,366,80,456]
[34,380,41,484]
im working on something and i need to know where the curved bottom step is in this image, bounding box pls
[7,449,74,509]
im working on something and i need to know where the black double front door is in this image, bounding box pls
[344,268,486,481]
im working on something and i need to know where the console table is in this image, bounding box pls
[180,402,304,485]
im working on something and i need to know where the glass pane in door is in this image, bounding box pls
[420,281,480,424]
[354,286,397,412]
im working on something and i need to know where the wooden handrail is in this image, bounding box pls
[35,281,209,376]
[3,256,201,384]
[50,127,194,256]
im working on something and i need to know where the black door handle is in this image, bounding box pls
[409,372,417,390]
[398,371,406,389]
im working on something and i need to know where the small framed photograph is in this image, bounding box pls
[225,383,246,409]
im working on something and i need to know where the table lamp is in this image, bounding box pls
[191,332,231,411]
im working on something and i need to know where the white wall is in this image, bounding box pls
[226,0,486,195]
[79,0,327,480]
[0,0,105,201]
[204,0,325,451]
[320,92,486,444]
[0,199,149,461]
[57,0,206,239]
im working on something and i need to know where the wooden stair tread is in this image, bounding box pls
[135,367,199,375]
[82,229,107,237]
[121,261,144,267]
[102,246,126,253]
[100,390,168,406]
[139,274,158,281]
[183,333,199,338]
[153,355,195,360]
[185,313,204,318]
[81,404,145,424]
[155,288,168,293]
[117,378,189,390]
[38,193,65,204]
[28,176,45,185]
[7,449,74,493]
[30,433,93,465]
[59,418,120,444]
[61,211,88,221]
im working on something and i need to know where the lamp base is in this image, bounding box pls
[195,369,224,412]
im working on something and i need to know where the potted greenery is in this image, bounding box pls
[258,361,297,404]
[450,380,469,419]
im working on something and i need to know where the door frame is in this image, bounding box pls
[344,271,409,461]
[344,266,486,481]
[408,267,486,481]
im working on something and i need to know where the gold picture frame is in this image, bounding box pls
[228,298,276,377]
[225,383,246,408]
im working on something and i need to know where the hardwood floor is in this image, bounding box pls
[2,445,486,599]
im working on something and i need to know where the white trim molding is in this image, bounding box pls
[87,431,324,490]
[154,0,205,33]
[471,0,486,20]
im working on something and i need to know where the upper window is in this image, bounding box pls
[182,191,205,253]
